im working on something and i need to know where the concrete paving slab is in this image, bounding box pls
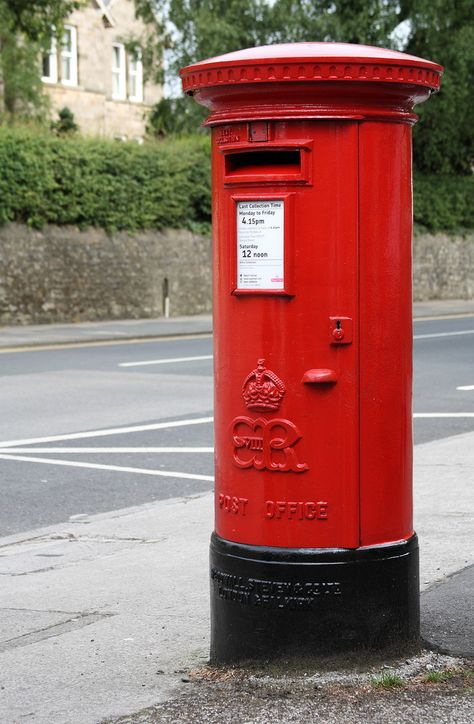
[0,495,212,724]
[414,431,474,589]
[413,299,474,318]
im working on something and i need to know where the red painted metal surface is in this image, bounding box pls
[358,121,414,546]
[181,44,442,550]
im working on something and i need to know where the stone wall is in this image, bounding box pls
[0,225,212,325]
[413,233,474,301]
[0,225,472,325]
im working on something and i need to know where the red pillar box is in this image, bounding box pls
[180,43,442,663]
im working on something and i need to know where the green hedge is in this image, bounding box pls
[0,128,211,232]
[0,128,472,234]
[413,173,474,234]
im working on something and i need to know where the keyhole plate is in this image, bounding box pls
[329,316,353,345]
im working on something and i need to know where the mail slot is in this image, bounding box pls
[181,43,443,663]
[226,149,301,175]
[225,143,311,186]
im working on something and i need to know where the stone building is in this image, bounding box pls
[41,0,162,140]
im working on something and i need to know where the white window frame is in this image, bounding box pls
[128,49,143,103]
[60,25,78,87]
[41,37,58,84]
[112,43,126,100]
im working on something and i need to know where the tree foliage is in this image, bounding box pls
[0,1,81,40]
[147,0,405,76]
[124,0,170,85]
[144,0,472,175]
[147,96,207,137]
[403,0,474,174]
[0,0,81,118]
[267,0,402,46]
[0,0,470,175]
[165,0,271,72]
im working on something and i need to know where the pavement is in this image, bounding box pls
[1,298,474,350]
[0,315,213,350]
[0,300,473,723]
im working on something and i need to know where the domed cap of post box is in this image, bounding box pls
[180,42,443,125]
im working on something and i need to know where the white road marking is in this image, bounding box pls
[1,412,471,450]
[414,329,474,339]
[413,413,474,418]
[0,454,214,482]
[457,385,474,391]
[1,447,214,454]
[0,416,214,449]
[119,354,213,368]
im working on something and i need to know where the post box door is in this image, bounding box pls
[214,120,359,549]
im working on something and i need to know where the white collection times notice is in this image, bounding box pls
[236,200,284,290]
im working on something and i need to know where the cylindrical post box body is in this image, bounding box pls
[181,43,442,663]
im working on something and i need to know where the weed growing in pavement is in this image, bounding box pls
[423,668,474,687]
[424,670,456,683]
[370,672,404,689]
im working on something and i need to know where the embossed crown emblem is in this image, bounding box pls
[242,359,285,412]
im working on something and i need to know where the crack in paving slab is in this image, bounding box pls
[0,534,168,576]
[1,606,83,615]
[40,534,168,543]
[1,533,167,546]
[0,534,46,550]
[0,610,114,653]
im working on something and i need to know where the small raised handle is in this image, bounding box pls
[302,368,337,385]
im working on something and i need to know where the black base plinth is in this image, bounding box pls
[210,532,420,664]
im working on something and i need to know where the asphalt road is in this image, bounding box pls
[0,315,472,536]
[413,315,474,442]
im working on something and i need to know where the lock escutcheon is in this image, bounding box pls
[329,316,353,345]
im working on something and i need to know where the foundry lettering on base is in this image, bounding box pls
[211,568,342,610]
[232,416,308,472]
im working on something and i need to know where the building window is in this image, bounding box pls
[112,43,126,99]
[41,27,77,86]
[111,45,143,102]
[42,38,57,83]
[128,50,143,102]
[60,25,78,86]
